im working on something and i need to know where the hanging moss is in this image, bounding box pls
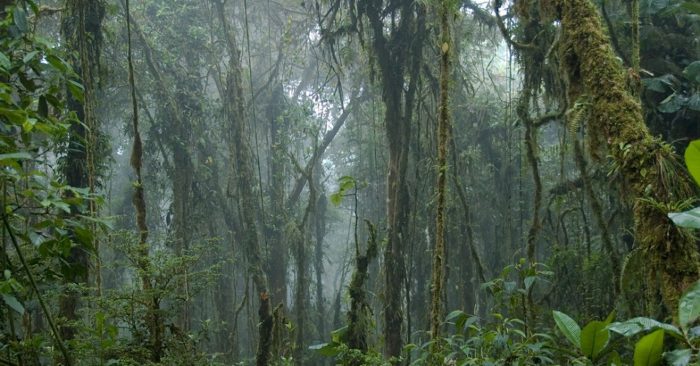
[530,0,700,316]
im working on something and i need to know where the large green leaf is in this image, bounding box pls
[581,320,610,359]
[685,140,700,187]
[634,329,664,366]
[683,61,700,84]
[668,207,700,229]
[607,317,682,338]
[552,311,581,348]
[678,280,700,329]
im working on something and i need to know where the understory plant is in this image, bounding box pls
[552,280,700,366]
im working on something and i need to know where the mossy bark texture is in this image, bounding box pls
[545,0,700,314]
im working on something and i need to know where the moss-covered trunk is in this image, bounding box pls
[59,0,104,342]
[543,0,700,314]
[429,0,451,358]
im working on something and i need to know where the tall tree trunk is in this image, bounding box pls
[59,0,104,342]
[314,175,328,339]
[359,2,425,357]
[267,85,287,307]
[429,0,451,358]
[124,0,162,361]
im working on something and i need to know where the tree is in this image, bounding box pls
[520,0,700,315]
[59,0,105,341]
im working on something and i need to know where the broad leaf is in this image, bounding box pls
[658,93,684,113]
[664,349,691,366]
[1,293,24,314]
[608,317,682,338]
[683,61,700,84]
[684,139,700,186]
[678,280,700,329]
[634,329,664,366]
[13,6,27,33]
[552,311,581,348]
[668,207,700,229]
[581,320,609,359]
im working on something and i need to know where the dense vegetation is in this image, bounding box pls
[1,0,700,365]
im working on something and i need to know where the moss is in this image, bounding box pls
[542,0,700,316]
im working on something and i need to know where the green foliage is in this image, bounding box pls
[330,175,356,206]
[552,310,581,348]
[310,326,389,365]
[678,281,700,328]
[553,280,700,366]
[66,232,224,365]
[633,329,664,366]
[0,2,109,362]
[668,139,700,228]
[407,311,556,365]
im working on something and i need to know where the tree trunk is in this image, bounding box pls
[538,0,700,315]
[429,1,451,358]
[59,0,104,342]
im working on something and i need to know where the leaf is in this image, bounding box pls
[687,93,700,112]
[552,311,581,348]
[682,140,700,181]
[634,329,664,366]
[309,342,340,357]
[607,317,682,338]
[524,276,536,290]
[683,61,700,84]
[0,152,32,161]
[642,74,678,93]
[45,54,69,74]
[658,93,684,113]
[678,280,700,329]
[668,207,700,229]
[664,349,691,366]
[446,310,467,322]
[330,176,356,206]
[22,50,39,65]
[1,293,24,314]
[13,6,27,33]
[0,51,10,71]
[67,80,84,103]
[581,320,610,359]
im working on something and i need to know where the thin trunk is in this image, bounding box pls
[268,84,287,307]
[314,182,328,339]
[429,1,451,357]
[125,0,161,361]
